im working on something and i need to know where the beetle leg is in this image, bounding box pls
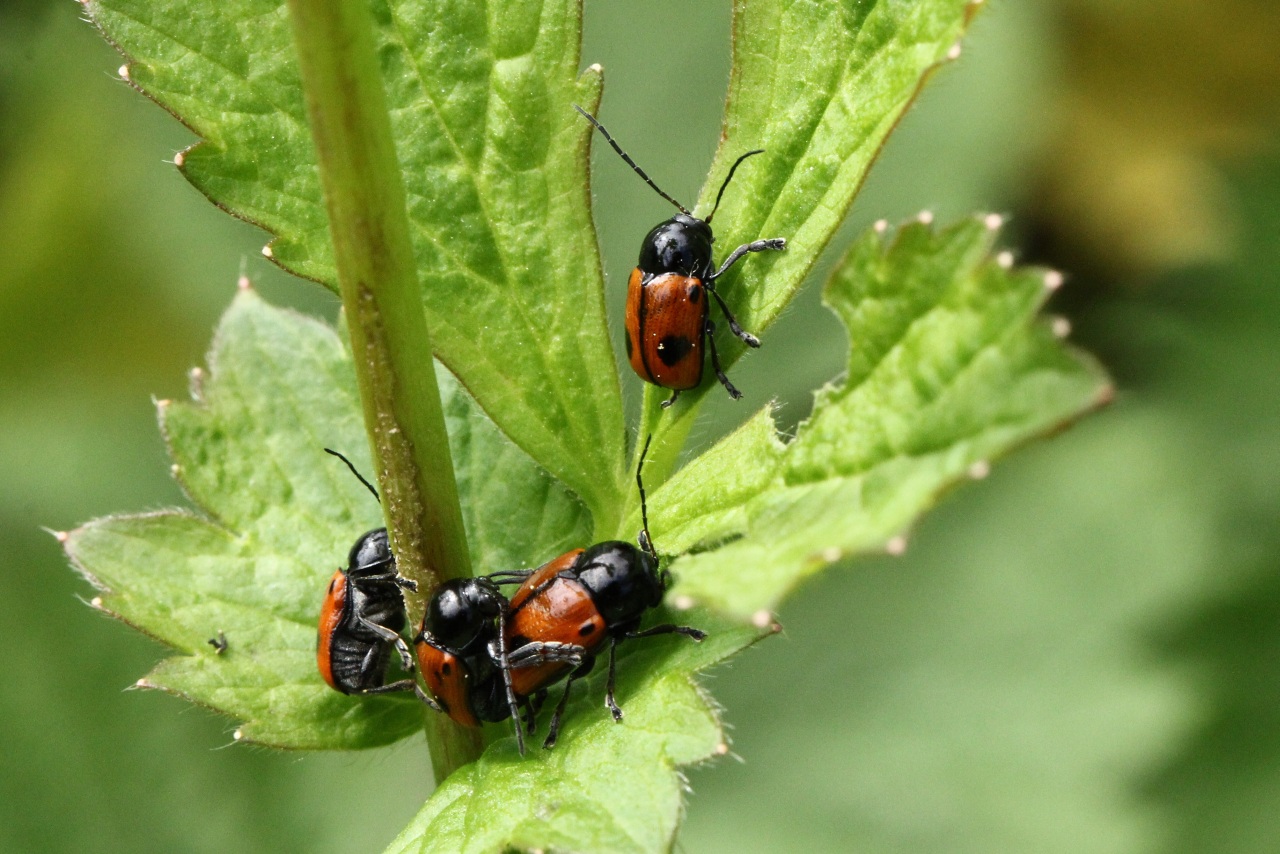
[705,236,783,345]
[703,281,760,348]
[544,673,577,749]
[706,237,786,281]
[485,568,534,585]
[660,388,680,409]
[363,678,442,712]
[355,615,416,672]
[705,320,743,400]
[544,656,594,749]
[604,637,624,721]
[492,611,526,755]
[625,623,707,642]
[506,641,585,669]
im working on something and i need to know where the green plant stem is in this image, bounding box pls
[286,0,482,780]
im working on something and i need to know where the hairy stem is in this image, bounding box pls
[286,0,482,780]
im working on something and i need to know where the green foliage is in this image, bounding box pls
[67,0,1112,850]
[645,0,978,459]
[717,0,975,335]
[90,0,625,521]
[655,217,1108,617]
[388,617,762,854]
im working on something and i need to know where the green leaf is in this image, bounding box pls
[64,289,589,749]
[649,216,1111,617]
[87,0,626,521]
[387,616,765,854]
[646,0,980,456]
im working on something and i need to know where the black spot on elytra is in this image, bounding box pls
[441,661,452,676]
[686,283,702,303]
[579,622,596,637]
[509,634,531,650]
[656,334,694,366]
[327,579,337,593]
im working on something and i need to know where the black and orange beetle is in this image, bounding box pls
[503,436,706,748]
[413,573,585,754]
[576,106,787,407]
[316,449,432,705]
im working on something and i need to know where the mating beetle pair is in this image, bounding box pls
[317,440,703,753]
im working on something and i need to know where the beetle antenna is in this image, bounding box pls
[324,448,380,504]
[636,434,657,560]
[706,149,764,225]
[574,105,691,216]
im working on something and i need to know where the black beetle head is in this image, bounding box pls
[573,541,665,627]
[638,214,714,280]
[423,577,505,650]
[345,528,394,579]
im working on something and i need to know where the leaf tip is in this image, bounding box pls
[968,459,992,480]
[1051,316,1072,339]
[886,535,908,556]
[89,595,104,609]
[996,250,1015,269]
[946,40,963,62]
[237,273,254,291]
[45,527,70,544]
[983,212,1004,231]
[873,218,889,234]
[1043,269,1065,291]
[117,64,130,82]
[916,210,934,226]
[750,609,781,633]
[188,366,205,401]
[232,729,245,742]
[133,677,154,690]
[260,244,274,260]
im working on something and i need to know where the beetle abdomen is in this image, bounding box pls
[626,270,706,390]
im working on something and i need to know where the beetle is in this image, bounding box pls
[503,435,706,748]
[316,449,432,705]
[576,105,787,407]
[413,573,585,755]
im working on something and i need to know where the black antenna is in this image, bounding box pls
[324,448,380,504]
[706,149,764,225]
[574,105,691,217]
[636,434,656,559]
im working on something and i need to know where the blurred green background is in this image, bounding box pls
[3,0,1278,851]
